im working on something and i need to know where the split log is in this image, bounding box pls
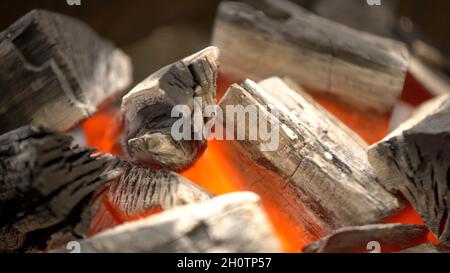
[218,77,402,240]
[368,94,450,246]
[58,192,281,253]
[0,10,132,134]
[121,47,219,171]
[302,224,429,253]
[399,243,450,253]
[103,158,213,217]
[212,0,409,113]
[0,126,110,251]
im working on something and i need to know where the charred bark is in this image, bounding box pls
[0,126,110,251]
[0,9,132,134]
[369,95,450,246]
[121,47,219,171]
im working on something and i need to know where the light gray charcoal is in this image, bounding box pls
[57,192,282,253]
[303,224,429,253]
[218,77,402,240]
[212,0,409,113]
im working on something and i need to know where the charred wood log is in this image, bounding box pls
[0,10,132,134]
[218,77,402,240]
[302,224,429,253]
[399,243,450,253]
[121,47,219,171]
[59,192,281,253]
[103,158,212,217]
[0,126,110,251]
[212,0,409,113]
[369,94,450,246]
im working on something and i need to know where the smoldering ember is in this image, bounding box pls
[0,0,450,254]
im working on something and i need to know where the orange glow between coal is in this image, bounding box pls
[82,73,439,253]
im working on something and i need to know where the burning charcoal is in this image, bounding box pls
[302,224,429,253]
[212,0,409,113]
[58,192,281,253]
[399,243,450,253]
[369,94,450,246]
[0,10,132,134]
[103,158,213,217]
[121,47,219,171]
[218,77,402,241]
[0,126,110,251]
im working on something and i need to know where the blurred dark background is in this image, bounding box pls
[0,0,449,83]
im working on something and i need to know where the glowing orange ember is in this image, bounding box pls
[83,72,438,252]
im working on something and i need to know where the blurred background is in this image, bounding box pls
[0,0,448,84]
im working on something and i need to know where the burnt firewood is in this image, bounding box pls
[212,0,409,113]
[302,224,429,253]
[218,77,401,240]
[58,192,281,253]
[103,158,212,217]
[0,126,110,251]
[399,243,450,253]
[0,10,132,134]
[121,47,219,171]
[369,94,450,246]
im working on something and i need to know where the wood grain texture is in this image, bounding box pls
[0,126,109,251]
[58,192,281,253]
[218,77,401,239]
[303,224,429,253]
[121,47,219,171]
[369,94,450,246]
[0,9,132,134]
[212,0,409,113]
[103,158,213,217]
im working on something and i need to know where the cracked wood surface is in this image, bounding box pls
[212,0,409,113]
[59,192,281,253]
[103,158,212,217]
[0,9,132,134]
[218,77,401,239]
[0,126,109,251]
[121,47,219,171]
[369,94,450,246]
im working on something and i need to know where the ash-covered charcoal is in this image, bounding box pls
[212,0,408,113]
[0,126,110,252]
[0,9,132,134]
[103,158,213,217]
[219,77,402,240]
[57,192,282,253]
[369,95,450,246]
[121,47,219,171]
[303,224,429,253]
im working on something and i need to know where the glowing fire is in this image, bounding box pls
[82,73,438,252]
